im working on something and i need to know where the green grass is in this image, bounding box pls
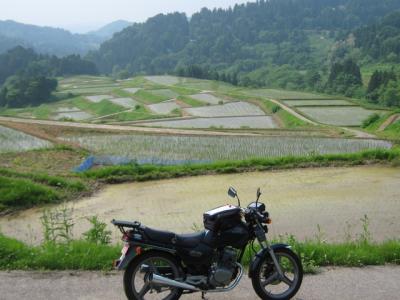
[0,168,88,213]
[103,106,160,122]
[1,232,398,272]
[0,168,86,192]
[169,85,201,95]
[0,176,60,211]
[260,99,309,128]
[365,111,400,140]
[0,234,120,270]
[134,89,170,104]
[71,97,125,117]
[177,95,205,107]
[82,148,400,183]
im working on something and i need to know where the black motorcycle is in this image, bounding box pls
[112,187,303,300]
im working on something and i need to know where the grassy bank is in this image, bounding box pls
[1,233,398,272]
[83,148,400,183]
[0,168,88,213]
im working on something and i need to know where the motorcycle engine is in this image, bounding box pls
[209,247,237,287]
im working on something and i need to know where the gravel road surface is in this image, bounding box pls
[1,266,399,300]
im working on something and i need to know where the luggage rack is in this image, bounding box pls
[111,219,142,234]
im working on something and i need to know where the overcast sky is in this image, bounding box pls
[1,0,248,33]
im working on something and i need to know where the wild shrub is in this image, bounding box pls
[83,216,112,245]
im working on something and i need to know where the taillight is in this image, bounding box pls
[122,233,130,242]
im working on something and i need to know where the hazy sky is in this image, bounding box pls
[1,0,248,33]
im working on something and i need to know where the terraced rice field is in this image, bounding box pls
[55,107,81,112]
[247,89,333,100]
[145,75,180,85]
[123,88,140,94]
[147,101,180,114]
[184,102,265,117]
[53,111,93,121]
[148,89,180,99]
[189,93,223,105]
[109,98,139,109]
[85,95,114,103]
[62,134,391,163]
[0,125,52,153]
[297,106,384,126]
[62,86,117,94]
[138,116,278,129]
[283,99,354,106]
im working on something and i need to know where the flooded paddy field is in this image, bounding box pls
[1,166,399,244]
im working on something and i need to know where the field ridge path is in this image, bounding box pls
[268,98,318,125]
[378,113,400,131]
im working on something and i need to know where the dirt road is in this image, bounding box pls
[0,116,258,137]
[1,266,399,300]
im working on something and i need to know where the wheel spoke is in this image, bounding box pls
[281,274,293,286]
[261,272,277,286]
[138,282,151,298]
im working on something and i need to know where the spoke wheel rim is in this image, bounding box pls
[132,256,180,300]
[259,252,299,298]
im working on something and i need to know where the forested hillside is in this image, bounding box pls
[0,20,104,56]
[0,46,98,107]
[90,0,400,79]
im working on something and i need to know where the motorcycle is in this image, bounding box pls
[111,187,303,300]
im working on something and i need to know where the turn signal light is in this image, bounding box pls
[266,218,272,224]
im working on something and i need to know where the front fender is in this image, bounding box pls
[248,243,291,278]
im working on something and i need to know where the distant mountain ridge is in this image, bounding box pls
[89,20,132,38]
[0,19,132,57]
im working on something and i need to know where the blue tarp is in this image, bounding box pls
[74,155,212,172]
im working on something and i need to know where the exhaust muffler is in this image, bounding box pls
[149,273,199,291]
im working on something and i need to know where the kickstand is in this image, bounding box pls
[201,291,208,300]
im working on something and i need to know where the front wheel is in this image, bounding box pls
[252,247,303,300]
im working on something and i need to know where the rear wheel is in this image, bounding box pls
[251,247,303,300]
[123,251,183,300]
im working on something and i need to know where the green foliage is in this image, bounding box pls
[0,168,87,213]
[0,233,120,270]
[354,12,400,62]
[0,75,57,108]
[0,46,98,108]
[0,176,60,211]
[362,113,381,128]
[89,0,400,92]
[272,105,281,114]
[83,216,112,245]
[41,207,75,243]
[177,95,204,107]
[326,59,363,96]
[0,46,97,86]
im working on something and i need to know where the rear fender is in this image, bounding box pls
[116,248,177,271]
[116,246,138,270]
[248,244,291,278]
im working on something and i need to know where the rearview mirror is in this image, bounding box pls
[257,187,262,198]
[228,187,237,198]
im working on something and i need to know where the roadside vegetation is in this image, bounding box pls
[1,211,398,272]
[0,167,88,214]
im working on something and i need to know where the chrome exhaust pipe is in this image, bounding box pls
[149,273,199,291]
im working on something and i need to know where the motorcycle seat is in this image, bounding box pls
[176,231,206,247]
[143,227,206,247]
[143,227,175,244]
